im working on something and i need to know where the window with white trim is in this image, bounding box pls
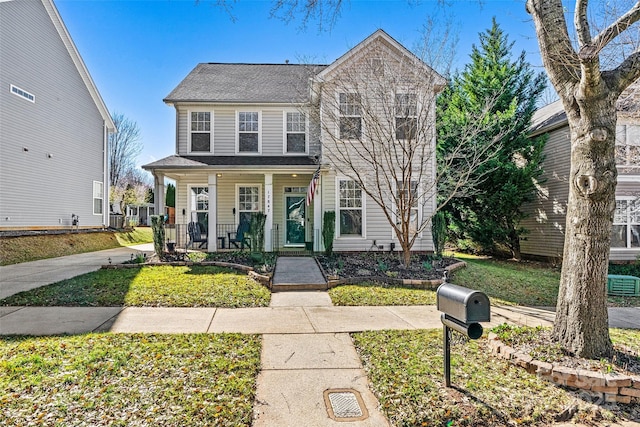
[238,112,260,153]
[93,181,103,215]
[338,179,363,236]
[190,112,212,152]
[396,180,419,235]
[339,93,362,140]
[190,187,209,232]
[238,185,260,225]
[285,112,306,153]
[395,93,417,141]
[611,198,640,249]
[615,125,640,173]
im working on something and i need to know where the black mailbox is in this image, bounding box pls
[437,282,491,387]
[436,283,490,323]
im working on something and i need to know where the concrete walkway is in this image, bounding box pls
[271,256,327,291]
[1,250,640,426]
[0,243,154,299]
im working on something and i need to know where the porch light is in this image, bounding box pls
[292,174,297,177]
[217,173,222,177]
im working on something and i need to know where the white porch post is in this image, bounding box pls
[313,173,322,252]
[208,174,218,252]
[154,173,165,219]
[264,173,273,252]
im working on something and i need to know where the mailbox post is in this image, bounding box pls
[436,283,490,387]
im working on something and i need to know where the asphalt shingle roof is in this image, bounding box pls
[164,63,327,104]
[143,155,317,170]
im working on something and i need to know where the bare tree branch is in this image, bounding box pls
[575,0,592,47]
[581,1,640,60]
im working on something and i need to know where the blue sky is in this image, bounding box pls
[55,0,544,171]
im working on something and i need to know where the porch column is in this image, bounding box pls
[154,172,165,219]
[264,173,273,252]
[313,172,322,252]
[208,173,217,252]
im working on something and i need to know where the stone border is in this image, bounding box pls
[487,332,640,404]
[323,260,467,290]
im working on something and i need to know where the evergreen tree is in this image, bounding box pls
[165,183,175,208]
[437,18,547,259]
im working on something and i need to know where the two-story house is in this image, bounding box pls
[0,0,115,231]
[519,84,640,262]
[144,30,445,253]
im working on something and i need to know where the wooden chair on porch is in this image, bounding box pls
[188,222,207,249]
[228,221,251,250]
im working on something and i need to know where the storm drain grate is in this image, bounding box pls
[324,389,369,422]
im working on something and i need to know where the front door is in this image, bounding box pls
[285,195,305,246]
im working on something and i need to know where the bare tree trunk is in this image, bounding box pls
[553,97,617,358]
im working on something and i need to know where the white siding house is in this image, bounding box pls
[144,30,445,253]
[0,0,115,231]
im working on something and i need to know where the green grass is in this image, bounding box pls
[450,254,561,306]
[0,228,153,266]
[0,266,271,308]
[353,330,624,426]
[0,333,260,427]
[329,282,436,306]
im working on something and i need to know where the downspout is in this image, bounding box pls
[103,120,109,229]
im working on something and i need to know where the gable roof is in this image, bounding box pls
[530,100,567,135]
[41,0,115,132]
[164,63,327,104]
[314,29,446,89]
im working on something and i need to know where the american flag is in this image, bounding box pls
[306,167,320,206]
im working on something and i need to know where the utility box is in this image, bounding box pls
[436,283,491,323]
[607,275,640,296]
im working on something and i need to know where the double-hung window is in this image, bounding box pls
[396,180,419,235]
[238,112,260,153]
[611,198,640,249]
[615,125,640,174]
[395,93,417,141]
[190,112,212,152]
[93,181,103,215]
[338,179,363,236]
[339,93,362,140]
[190,187,209,231]
[238,185,260,225]
[285,112,307,153]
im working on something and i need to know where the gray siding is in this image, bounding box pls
[175,104,315,157]
[0,0,107,230]
[520,128,571,260]
[520,125,640,261]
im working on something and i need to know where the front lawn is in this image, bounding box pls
[353,329,636,426]
[0,333,260,427]
[329,282,436,306]
[0,266,271,308]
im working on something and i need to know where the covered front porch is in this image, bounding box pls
[151,166,324,253]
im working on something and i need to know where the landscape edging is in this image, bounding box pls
[322,260,467,289]
[487,332,640,405]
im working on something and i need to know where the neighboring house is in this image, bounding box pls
[144,30,444,252]
[520,85,640,262]
[0,0,115,231]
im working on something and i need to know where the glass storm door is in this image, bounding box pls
[285,195,305,246]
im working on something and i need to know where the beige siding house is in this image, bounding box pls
[144,30,444,253]
[0,0,115,231]
[520,86,640,262]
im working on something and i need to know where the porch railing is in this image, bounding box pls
[161,223,319,253]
